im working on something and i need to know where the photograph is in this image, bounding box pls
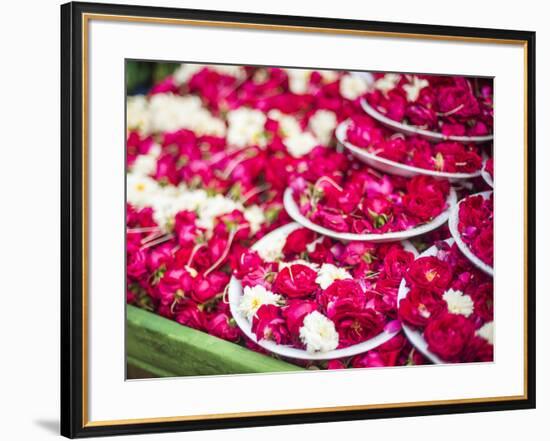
[125,61,495,377]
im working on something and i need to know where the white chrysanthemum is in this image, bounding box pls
[278,260,320,271]
[443,289,474,317]
[195,194,241,230]
[285,68,311,95]
[267,109,302,138]
[299,311,339,353]
[244,205,266,234]
[315,263,352,289]
[308,109,337,145]
[127,95,151,133]
[227,107,267,148]
[319,70,339,84]
[476,321,494,345]
[256,234,286,262]
[403,76,429,102]
[148,94,226,136]
[285,132,319,158]
[127,172,160,208]
[173,63,204,85]
[340,74,369,100]
[131,145,161,176]
[374,73,401,96]
[238,285,282,320]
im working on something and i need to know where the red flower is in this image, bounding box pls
[283,300,319,334]
[251,305,290,345]
[405,256,453,292]
[331,308,386,348]
[398,287,446,328]
[283,228,315,255]
[205,311,240,342]
[424,313,475,362]
[272,264,318,298]
[383,247,415,280]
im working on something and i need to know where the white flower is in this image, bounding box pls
[238,285,282,320]
[315,263,352,289]
[267,109,302,138]
[319,70,339,84]
[285,132,319,158]
[285,68,311,94]
[299,311,339,353]
[126,95,151,133]
[256,233,286,262]
[278,260,319,271]
[340,74,369,100]
[195,194,241,230]
[308,109,337,145]
[127,172,160,208]
[244,205,266,235]
[148,94,226,136]
[443,289,474,317]
[476,322,494,345]
[403,76,429,102]
[131,146,160,176]
[227,107,267,148]
[374,73,401,97]
[306,237,324,253]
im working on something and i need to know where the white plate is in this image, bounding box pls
[283,186,457,243]
[396,239,458,364]
[228,222,417,361]
[448,191,494,276]
[361,98,493,144]
[336,120,481,180]
[481,156,494,188]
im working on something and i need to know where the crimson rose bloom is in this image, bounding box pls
[283,228,315,255]
[405,256,453,292]
[205,311,240,342]
[251,304,290,345]
[472,228,494,266]
[318,279,365,312]
[383,247,415,280]
[398,287,446,328]
[332,308,386,348]
[273,264,318,298]
[424,313,476,362]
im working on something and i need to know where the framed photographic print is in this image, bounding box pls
[60,1,536,438]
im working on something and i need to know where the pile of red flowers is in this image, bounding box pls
[345,115,483,173]
[292,166,451,234]
[457,193,494,266]
[235,227,415,351]
[398,241,494,362]
[485,157,494,180]
[365,73,493,137]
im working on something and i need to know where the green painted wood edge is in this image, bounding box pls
[126,304,303,377]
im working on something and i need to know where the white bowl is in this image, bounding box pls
[228,222,417,361]
[448,191,494,276]
[336,120,481,180]
[361,98,493,144]
[283,186,457,243]
[480,156,494,188]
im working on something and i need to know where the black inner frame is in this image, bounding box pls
[61,1,536,438]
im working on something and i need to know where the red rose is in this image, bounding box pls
[205,311,240,342]
[405,256,453,292]
[383,247,415,280]
[283,300,318,334]
[283,228,315,255]
[232,250,263,279]
[463,335,493,362]
[424,313,475,362]
[327,360,346,369]
[398,286,446,328]
[332,308,386,347]
[251,304,290,345]
[273,264,318,298]
[191,271,229,303]
[175,300,205,330]
[318,279,365,312]
[472,227,494,266]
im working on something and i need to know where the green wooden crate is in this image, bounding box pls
[126,305,303,378]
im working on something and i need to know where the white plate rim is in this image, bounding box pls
[336,120,482,180]
[228,222,418,361]
[448,190,494,276]
[360,98,493,144]
[283,186,457,243]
